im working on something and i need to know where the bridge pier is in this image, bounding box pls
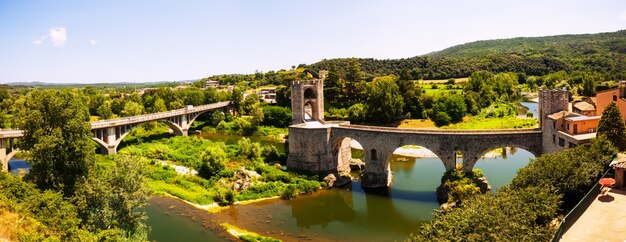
[0,138,17,172]
[360,147,393,188]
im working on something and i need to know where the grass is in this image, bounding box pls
[418,77,469,84]
[397,119,437,129]
[441,116,537,129]
[221,222,282,242]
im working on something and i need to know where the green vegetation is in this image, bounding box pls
[442,103,537,129]
[118,128,324,206]
[438,167,487,204]
[409,137,616,240]
[3,90,150,240]
[597,102,626,151]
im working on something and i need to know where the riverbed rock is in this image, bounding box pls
[349,158,365,170]
[334,175,352,187]
[474,176,492,193]
[323,174,337,187]
[233,168,261,191]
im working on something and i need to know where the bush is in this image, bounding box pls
[262,106,292,127]
[198,146,229,179]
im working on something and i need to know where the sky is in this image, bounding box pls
[1,0,626,84]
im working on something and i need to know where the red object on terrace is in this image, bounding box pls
[599,178,616,187]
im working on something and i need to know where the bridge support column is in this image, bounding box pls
[1,138,7,172]
[461,149,481,172]
[437,150,457,171]
[361,148,393,188]
[103,127,118,155]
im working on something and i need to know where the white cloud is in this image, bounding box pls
[620,11,626,21]
[48,27,67,46]
[31,35,47,45]
[90,39,98,45]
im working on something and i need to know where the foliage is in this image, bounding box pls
[15,90,95,197]
[597,102,626,151]
[73,155,149,239]
[121,101,144,117]
[262,106,292,127]
[198,146,229,179]
[409,187,561,241]
[439,167,485,203]
[364,75,404,123]
[511,137,616,209]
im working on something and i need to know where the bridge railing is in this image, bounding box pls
[0,129,24,138]
[334,124,542,134]
[91,101,230,129]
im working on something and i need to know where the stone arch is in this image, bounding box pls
[462,143,541,172]
[332,137,367,174]
[304,100,319,121]
[304,87,317,99]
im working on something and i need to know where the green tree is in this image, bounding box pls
[97,100,114,119]
[347,103,367,123]
[397,70,425,118]
[324,65,343,104]
[73,156,149,239]
[597,102,626,151]
[345,58,363,103]
[262,106,292,127]
[364,75,404,123]
[15,90,95,197]
[153,97,167,112]
[121,101,144,117]
[582,78,596,97]
[445,94,467,123]
[231,88,244,116]
[198,145,229,179]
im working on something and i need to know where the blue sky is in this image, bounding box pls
[1,0,626,83]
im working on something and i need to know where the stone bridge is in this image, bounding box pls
[286,79,548,188]
[287,122,543,187]
[0,101,230,171]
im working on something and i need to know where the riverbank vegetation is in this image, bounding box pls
[409,137,617,241]
[118,124,323,206]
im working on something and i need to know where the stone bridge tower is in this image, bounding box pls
[539,88,569,153]
[291,79,324,124]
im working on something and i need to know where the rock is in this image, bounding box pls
[436,184,450,204]
[334,175,352,187]
[474,176,492,193]
[323,174,337,187]
[349,158,365,170]
[439,201,457,212]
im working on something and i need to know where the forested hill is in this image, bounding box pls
[431,30,626,59]
[306,30,626,80]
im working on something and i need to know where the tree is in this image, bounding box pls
[15,90,95,197]
[262,106,292,127]
[597,102,626,151]
[97,100,114,119]
[445,94,467,123]
[198,145,229,179]
[231,88,244,116]
[582,78,596,97]
[364,75,404,123]
[345,58,363,103]
[73,156,149,239]
[153,98,167,112]
[397,70,425,118]
[324,66,343,104]
[121,101,144,117]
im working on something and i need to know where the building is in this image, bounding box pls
[204,80,220,89]
[572,101,596,116]
[258,88,277,104]
[595,81,626,120]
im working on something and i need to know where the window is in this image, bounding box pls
[552,121,556,130]
[614,94,618,102]
[559,137,565,147]
[569,142,576,148]
[553,135,556,144]
[589,128,596,133]
[566,123,570,130]
[371,149,378,161]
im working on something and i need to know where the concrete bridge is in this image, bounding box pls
[286,79,558,188]
[0,101,230,171]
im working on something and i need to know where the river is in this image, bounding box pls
[145,132,536,242]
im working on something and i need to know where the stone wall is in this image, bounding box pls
[290,79,324,124]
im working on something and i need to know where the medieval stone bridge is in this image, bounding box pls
[286,79,554,188]
[287,121,543,188]
[0,101,230,171]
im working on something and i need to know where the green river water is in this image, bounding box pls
[146,102,538,241]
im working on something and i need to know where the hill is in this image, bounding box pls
[306,30,626,81]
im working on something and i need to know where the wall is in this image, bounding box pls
[596,89,626,120]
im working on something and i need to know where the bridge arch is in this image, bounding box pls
[332,136,367,174]
[462,143,541,171]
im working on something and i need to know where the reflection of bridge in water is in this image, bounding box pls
[0,101,230,171]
